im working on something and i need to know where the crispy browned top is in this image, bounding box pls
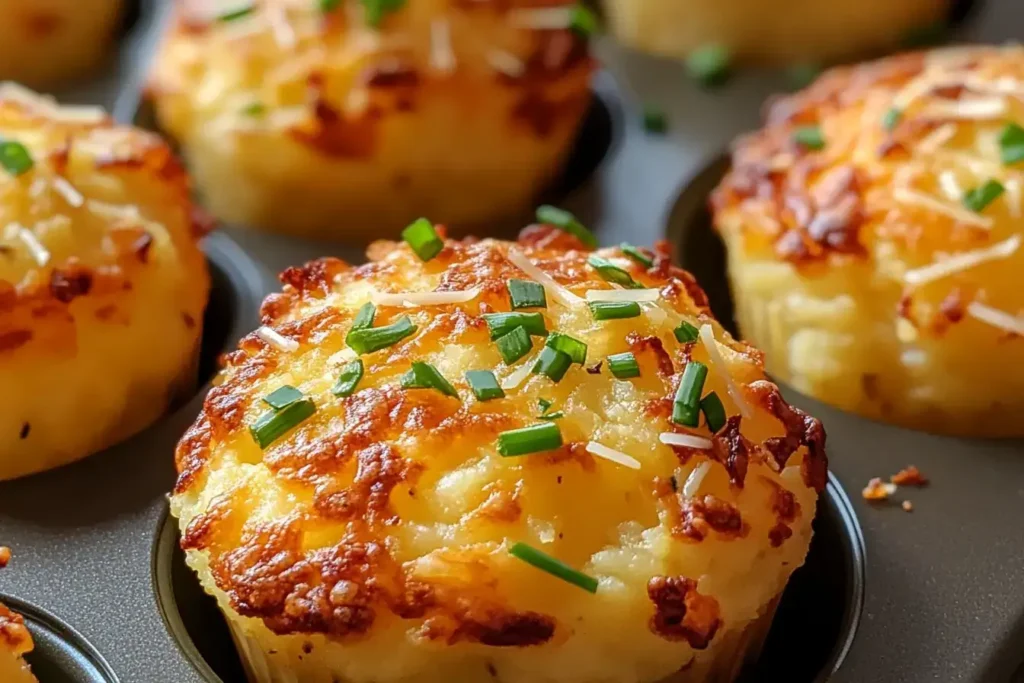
[0,603,31,658]
[174,227,825,643]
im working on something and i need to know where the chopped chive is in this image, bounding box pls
[361,0,406,28]
[686,44,731,88]
[545,332,587,365]
[587,255,642,288]
[792,126,825,151]
[351,302,376,329]
[250,399,316,449]
[217,3,254,21]
[538,398,553,413]
[346,315,417,354]
[241,102,265,117]
[263,385,303,410]
[620,243,653,268]
[901,21,949,49]
[495,326,533,365]
[674,321,699,343]
[539,410,564,420]
[998,122,1024,165]
[589,300,641,321]
[962,179,1005,213]
[509,542,598,593]
[535,205,597,248]
[642,106,667,134]
[532,346,572,383]
[331,360,364,397]
[466,370,505,401]
[402,218,444,261]
[0,140,33,176]
[785,63,821,91]
[318,0,342,11]
[497,423,563,456]
[508,278,547,310]
[607,352,640,379]
[701,391,727,433]
[882,108,902,132]
[569,3,598,37]
[672,361,708,427]
[400,361,459,398]
[482,312,548,339]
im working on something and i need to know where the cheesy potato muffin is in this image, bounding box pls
[0,84,210,480]
[0,602,36,683]
[172,220,827,683]
[605,0,950,65]
[148,0,594,240]
[0,0,125,87]
[713,45,1024,437]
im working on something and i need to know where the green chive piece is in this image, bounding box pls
[352,302,376,329]
[686,44,731,88]
[642,106,667,134]
[882,108,902,132]
[538,398,553,413]
[0,141,33,176]
[587,254,642,288]
[361,0,406,28]
[620,243,653,268]
[346,315,416,354]
[672,361,708,427]
[482,312,547,340]
[539,410,564,421]
[901,21,949,49]
[545,332,587,365]
[402,218,444,262]
[674,321,699,343]
[495,326,533,365]
[241,102,265,117]
[701,391,727,433]
[785,63,821,91]
[250,399,316,449]
[532,346,572,383]
[569,3,598,38]
[400,361,459,398]
[792,126,825,151]
[509,542,598,593]
[998,122,1024,165]
[589,300,641,321]
[497,423,563,457]
[507,278,547,310]
[466,370,505,401]
[263,385,303,410]
[535,205,597,248]
[318,0,342,11]
[217,3,254,21]
[331,360,364,397]
[607,352,640,379]
[962,179,1005,213]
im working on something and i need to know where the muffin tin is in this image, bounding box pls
[0,0,1022,681]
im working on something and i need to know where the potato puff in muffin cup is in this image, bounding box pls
[713,45,1024,437]
[148,0,595,240]
[171,217,827,683]
[0,84,210,480]
[0,601,36,683]
[0,0,126,87]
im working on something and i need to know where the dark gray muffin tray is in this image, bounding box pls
[1,0,1022,681]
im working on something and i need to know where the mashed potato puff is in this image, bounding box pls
[172,226,826,683]
[0,601,35,683]
[713,46,1024,437]
[0,85,210,480]
[148,0,594,240]
[604,0,949,65]
[0,0,124,87]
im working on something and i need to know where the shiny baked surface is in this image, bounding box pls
[149,0,593,239]
[0,601,35,683]
[172,226,825,683]
[713,46,1024,436]
[0,85,209,479]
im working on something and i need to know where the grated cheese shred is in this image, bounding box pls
[507,248,583,306]
[659,432,714,450]
[966,302,1024,336]
[904,235,1021,286]
[698,324,753,419]
[256,326,299,352]
[584,441,641,470]
[370,288,480,307]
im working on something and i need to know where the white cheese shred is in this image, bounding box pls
[16,225,50,266]
[904,235,1021,286]
[966,302,1024,336]
[327,347,358,365]
[508,7,573,29]
[682,461,712,498]
[487,49,526,78]
[584,441,641,470]
[937,170,963,202]
[429,19,456,74]
[256,326,299,352]
[584,288,661,303]
[658,432,714,450]
[371,288,480,307]
[893,187,994,228]
[698,324,753,419]
[507,248,583,306]
[923,96,1008,120]
[266,3,297,50]
[501,350,539,390]
[51,177,84,208]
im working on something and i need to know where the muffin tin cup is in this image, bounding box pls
[1,0,1023,681]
